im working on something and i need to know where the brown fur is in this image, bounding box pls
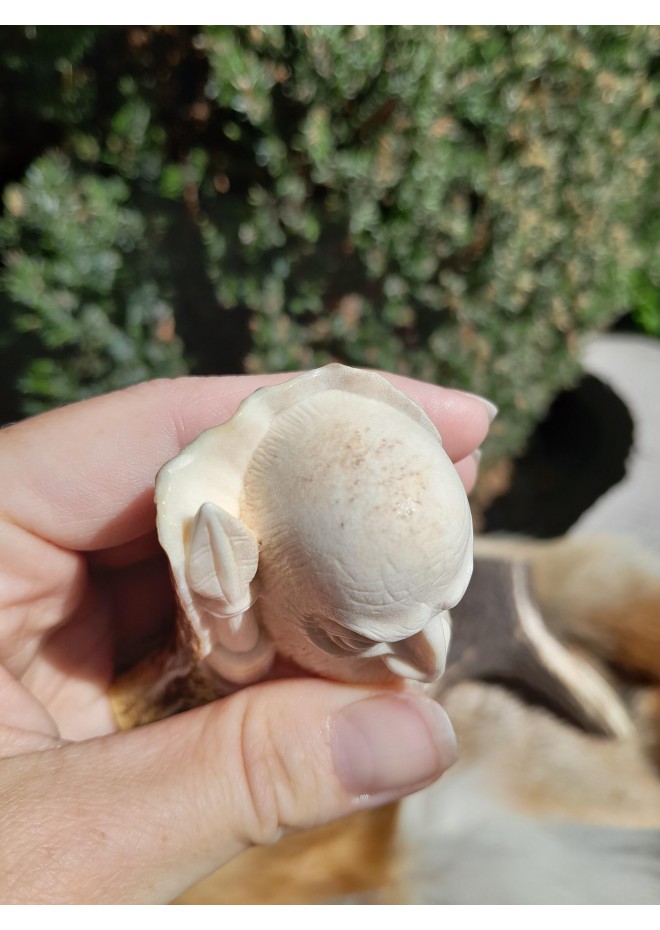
[474,533,660,767]
[475,534,660,678]
[110,648,221,730]
[442,681,660,829]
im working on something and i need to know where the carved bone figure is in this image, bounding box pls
[155,364,473,689]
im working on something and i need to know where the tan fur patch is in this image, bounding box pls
[604,597,660,679]
[475,535,660,680]
[444,681,660,829]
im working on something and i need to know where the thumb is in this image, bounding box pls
[0,679,456,903]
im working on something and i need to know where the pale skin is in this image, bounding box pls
[0,373,492,903]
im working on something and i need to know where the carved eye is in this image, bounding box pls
[305,616,376,656]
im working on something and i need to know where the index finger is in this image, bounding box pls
[0,372,493,551]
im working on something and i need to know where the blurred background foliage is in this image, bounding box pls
[1,25,658,458]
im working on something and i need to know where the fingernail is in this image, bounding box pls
[460,391,498,423]
[332,694,457,801]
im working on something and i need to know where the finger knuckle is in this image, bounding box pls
[232,694,299,847]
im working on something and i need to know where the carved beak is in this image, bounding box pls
[382,612,452,682]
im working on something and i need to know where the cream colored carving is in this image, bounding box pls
[156,365,473,686]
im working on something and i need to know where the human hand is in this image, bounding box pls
[0,373,493,903]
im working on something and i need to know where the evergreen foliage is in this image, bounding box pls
[1,26,658,456]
